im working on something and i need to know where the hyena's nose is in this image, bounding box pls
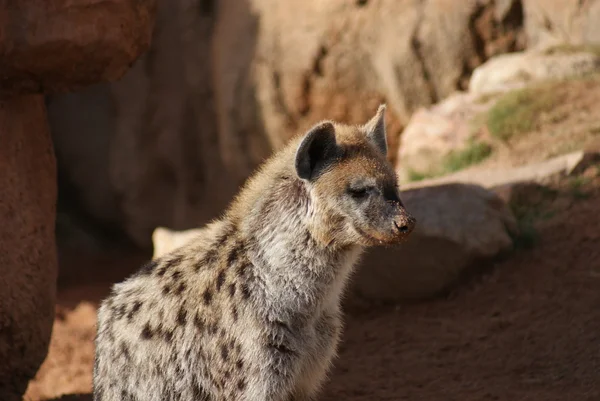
[394,212,416,235]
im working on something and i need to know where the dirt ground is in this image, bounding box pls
[23,173,600,401]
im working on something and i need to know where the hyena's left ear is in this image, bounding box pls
[363,104,387,155]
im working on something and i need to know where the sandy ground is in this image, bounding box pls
[23,175,600,401]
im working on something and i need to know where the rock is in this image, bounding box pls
[523,0,600,50]
[0,0,156,94]
[469,49,600,96]
[353,183,517,301]
[396,91,495,181]
[151,184,517,302]
[152,226,203,259]
[48,0,524,248]
[0,96,58,401]
[402,150,600,190]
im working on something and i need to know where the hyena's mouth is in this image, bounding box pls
[352,224,385,245]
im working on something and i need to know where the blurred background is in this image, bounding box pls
[4,0,600,400]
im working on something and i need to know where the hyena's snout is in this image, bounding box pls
[393,208,416,237]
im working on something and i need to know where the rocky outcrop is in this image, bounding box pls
[0,96,58,401]
[397,46,600,181]
[469,48,600,95]
[524,0,600,50]
[0,0,155,94]
[49,0,524,248]
[0,1,156,399]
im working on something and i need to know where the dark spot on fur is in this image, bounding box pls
[219,328,226,338]
[115,304,127,320]
[162,285,171,295]
[224,370,231,379]
[220,344,229,361]
[208,323,218,335]
[228,283,236,297]
[236,359,244,370]
[195,249,217,272]
[141,323,154,340]
[269,342,296,355]
[194,313,205,331]
[175,282,186,295]
[237,261,250,276]
[237,378,247,390]
[138,260,158,275]
[231,305,238,322]
[203,289,213,305]
[192,378,209,400]
[171,270,182,281]
[216,270,226,291]
[127,300,143,321]
[157,255,183,277]
[177,306,187,326]
[120,341,131,361]
[241,283,251,300]
[227,242,245,266]
[163,328,174,343]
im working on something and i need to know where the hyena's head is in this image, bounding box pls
[295,104,416,248]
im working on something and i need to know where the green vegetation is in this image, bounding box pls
[486,85,559,141]
[442,141,492,173]
[406,141,493,182]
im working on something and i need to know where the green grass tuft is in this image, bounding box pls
[486,86,559,141]
[441,142,492,174]
[405,141,493,182]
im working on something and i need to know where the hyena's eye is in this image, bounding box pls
[347,186,372,199]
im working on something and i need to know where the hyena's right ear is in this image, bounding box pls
[295,121,338,181]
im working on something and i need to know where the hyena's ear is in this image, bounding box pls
[363,104,387,155]
[295,121,338,181]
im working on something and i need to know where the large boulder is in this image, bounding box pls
[0,96,58,401]
[353,183,517,301]
[48,0,524,248]
[524,0,600,50]
[0,0,155,94]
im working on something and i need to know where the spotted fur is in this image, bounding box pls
[93,105,415,401]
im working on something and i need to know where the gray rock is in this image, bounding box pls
[352,183,517,301]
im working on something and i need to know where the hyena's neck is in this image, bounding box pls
[231,173,362,322]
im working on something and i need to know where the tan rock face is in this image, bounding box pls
[0,96,58,401]
[48,0,524,247]
[524,0,600,49]
[0,0,156,94]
